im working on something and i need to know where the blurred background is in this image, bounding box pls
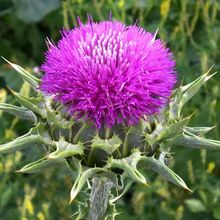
[0,0,220,219]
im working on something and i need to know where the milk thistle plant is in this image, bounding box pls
[0,15,220,219]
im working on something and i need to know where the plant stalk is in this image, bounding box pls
[87,177,113,220]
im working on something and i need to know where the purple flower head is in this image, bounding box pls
[41,17,176,128]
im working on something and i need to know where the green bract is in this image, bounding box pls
[0,58,219,219]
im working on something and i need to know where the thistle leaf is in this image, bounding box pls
[48,138,84,159]
[180,69,217,109]
[140,156,192,191]
[184,126,215,136]
[0,124,53,154]
[2,57,40,89]
[17,157,66,173]
[0,133,44,154]
[168,133,220,150]
[91,135,122,155]
[9,89,43,116]
[70,167,107,203]
[0,103,37,123]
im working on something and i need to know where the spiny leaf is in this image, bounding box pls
[184,126,215,136]
[181,65,215,92]
[70,167,108,203]
[0,103,37,123]
[140,156,192,191]
[180,68,217,110]
[17,157,66,173]
[0,124,53,154]
[91,135,122,155]
[48,138,84,159]
[168,133,220,150]
[0,133,44,154]
[2,57,40,89]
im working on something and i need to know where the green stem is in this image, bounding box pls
[87,177,113,220]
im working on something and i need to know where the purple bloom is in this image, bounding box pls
[41,18,176,128]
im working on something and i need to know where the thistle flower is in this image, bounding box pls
[41,18,176,128]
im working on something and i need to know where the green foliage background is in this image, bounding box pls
[0,0,220,219]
